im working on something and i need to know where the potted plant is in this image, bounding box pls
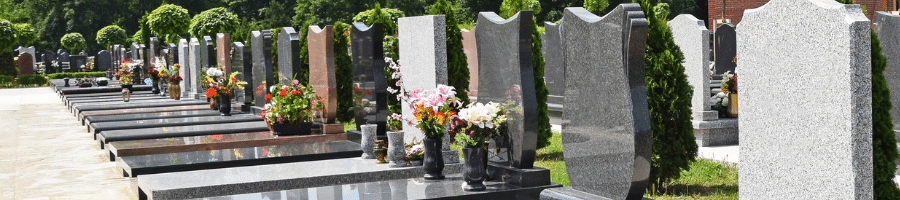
[722,70,738,118]
[77,77,92,87]
[260,79,323,136]
[146,63,160,94]
[161,64,183,100]
[205,66,246,116]
[203,67,224,110]
[709,92,729,118]
[448,102,508,191]
[96,77,109,86]
[117,64,133,89]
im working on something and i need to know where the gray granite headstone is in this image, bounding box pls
[251,30,274,108]
[738,0,872,199]
[278,27,302,84]
[167,43,178,67]
[149,37,158,69]
[540,5,650,200]
[58,51,70,62]
[541,22,564,108]
[201,36,215,68]
[876,11,900,134]
[398,15,448,142]
[190,38,202,98]
[351,23,387,136]
[42,50,55,74]
[179,39,192,97]
[232,42,251,104]
[70,55,87,71]
[97,50,111,71]
[714,23,736,76]
[159,49,168,68]
[131,43,141,61]
[669,14,715,120]
[475,11,537,169]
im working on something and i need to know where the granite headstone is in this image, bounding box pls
[540,22,564,107]
[876,11,900,133]
[202,36,215,68]
[308,25,338,122]
[278,27,302,84]
[179,39,192,97]
[714,23,736,76]
[461,29,478,98]
[351,23,387,136]
[97,50,111,71]
[70,55,87,71]
[16,53,34,75]
[217,33,232,75]
[738,0,872,199]
[232,42,252,108]
[398,15,448,142]
[131,43,141,61]
[16,46,35,68]
[167,43,178,67]
[669,14,714,120]
[251,30,275,108]
[190,38,202,98]
[149,37,158,69]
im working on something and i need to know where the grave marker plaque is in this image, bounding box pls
[217,33,231,75]
[738,0,872,198]
[278,27,301,84]
[351,23,387,136]
[461,29,478,97]
[308,25,338,122]
[669,14,714,120]
[541,22,564,106]
[714,23,736,76]
[251,30,274,108]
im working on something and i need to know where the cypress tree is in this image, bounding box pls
[299,22,311,84]
[334,21,355,123]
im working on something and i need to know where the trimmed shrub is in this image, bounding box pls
[871,27,900,200]
[148,4,190,44]
[0,75,13,86]
[16,74,47,86]
[13,23,36,46]
[334,21,354,123]
[352,4,404,35]
[429,0,470,105]
[96,25,128,49]
[0,20,15,76]
[189,7,241,39]
[47,72,107,79]
[61,33,86,53]
[298,21,311,84]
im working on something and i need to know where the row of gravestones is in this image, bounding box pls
[13,47,95,75]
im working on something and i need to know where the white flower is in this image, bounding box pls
[721,97,729,106]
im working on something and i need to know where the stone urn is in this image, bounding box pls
[423,137,445,180]
[387,131,406,167]
[462,147,486,191]
[360,124,377,159]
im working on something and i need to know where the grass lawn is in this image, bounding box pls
[534,132,739,199]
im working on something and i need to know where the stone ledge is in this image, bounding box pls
[693,118,739,147]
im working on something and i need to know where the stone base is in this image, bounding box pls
[240,104,251,112]
[443,149,460,164]
[693,118,739,147]
[692,111,719,121]
[322,123,344,134]
[486,162,552,187]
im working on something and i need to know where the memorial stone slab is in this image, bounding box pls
[669,14,714,120]
[99,121,270,148]
[278,27,302,84]
[90,114,262,134]
[190,38,202,98]
[159,49,168,67]
[308,25,338,122]
[232,42,251,106]
[70,55,87,71]
[74,100,207,114]
[217,33,231,75]
[140,44,147,61]
[78,104,215,123]
[714,23,736,76]
[351,23,387,136]
[251,30,274,108]
[58,51,69,62]
[16,53,34,75]
[84,110,223,125]
[179,39,192,96]
[877,11,900,133]
[461,29,478,98]
[97,50,111,71]
[738,0,872,199]
[149,37,158,69]
[107,131,348,160]
[541,22,564,107]
[42,51,55,74]
[167,43,177,66]
[475,11,538,169]
[202,36,214,68]
[398,15,448,143]
[16,46,35,67]
[131,43,141,61]
[540,5,650,200]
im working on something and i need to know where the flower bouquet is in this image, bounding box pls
[260,79,323,135]
[721,70,738,117]
[404,140,424,164]
[205,66,247,115]
[448,102,507,191]
[116,65,133,87]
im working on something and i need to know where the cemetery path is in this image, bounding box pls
[0,88,132,200]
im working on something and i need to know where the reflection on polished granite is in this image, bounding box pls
[79,105,218,122]
[107,132,348,159]
[58,84,152,94]
[119,140,362,177]
[70,99,174,112]
[89,113,260,134]
[74,100,208,113]
[62,90,153,100]
[99,121,269,147]
[137,157,465,199]
[85,110,223,124]
[67,95,166,107]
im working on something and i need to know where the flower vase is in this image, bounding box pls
[210,97,219,110]
[219,94,232,116]
[423,138,445,180]
[121,88,131,102]
[360,125,376,159]
[151,80,160,94]
[462,147,486,191]
[387,131,406,167]
[63,78,70,87]
[170,84,181,100]
[727,93,738,118]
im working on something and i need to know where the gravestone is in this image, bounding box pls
[308,25,340,130]
[70,55,87,71]
[179,39,192,97]
[42,50,55,74]
[131,43,141,61]
[149,37,158,69]
[58,51,70,62]
[16,53,34,75]
[59,51,71,72]
[159,49,168,67]
[16,46,35,68]
[475,11,537,169]
[167,43,178,67]
[461,29,478,98]
[97,50,111,71]
[232,42,252,110]
[714,23,736,76]
[539,5,650,200]
[251,30,274,109]
[351,23,387,137]
[738,0,872,199]
[278,27,301,84]
[540,22,564,107]
[217,33,231,75]
[190,38,202,99]
[201,36,214,68]
[140,44,147,62]
[877,11,900,134]
[669,14,715,120]
[111,45,121,71]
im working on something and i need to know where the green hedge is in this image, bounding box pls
[16,74,47,85]
[0,75,13,85]
[47,72,107,79]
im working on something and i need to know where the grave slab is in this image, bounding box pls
[119,140,361,177]
[73,100,207,114]
[68,95,166,109]
[79,104,227,125]
[84,110,223,125]
[59,85,152,95]
[136,157,464,200]
[107,132,348,161]
[89,114,261,135]
[98,121,269,149]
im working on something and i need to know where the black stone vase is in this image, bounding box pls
[151,79,160,94]
[218,94,231,116]
[462,147,486,191]
[63,78,70,87]
[423,137,445,180]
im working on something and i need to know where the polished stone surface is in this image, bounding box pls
[68,95,166,109]
[541,21,564,107]
[179,39,192,97]
[97,50,111,71]
[714,23,735,75]
[877,11,900,132]
[89,114,261,134]
[190,38,202,97]
[108,132,348,159]
[669,14,714,120]
[63,90,152,99]
[251,30,274,108]
[308,25,338,122]
[461,29,479,97]
[475,11,537,169]
[74,100,207,113]
[58,84,152,95]
[192,174,560,200]
[149,37,158,69]
[350,23,387,136]
[79,104,215,123]
[232,42,252,105]
[738,0,872,198]
[693,119,739,147]
[216,33,231,75]
[84,110,223,124]
[119,140,362,177]
[398,15,448,143]
[556,6,649,199]
[137,157,464,199]
[168,43,178,67]
[201,36,214,69]
[99,121,269,146]
[278,27,302,84]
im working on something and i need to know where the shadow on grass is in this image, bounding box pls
[536,151,564,161]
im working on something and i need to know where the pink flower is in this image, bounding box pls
[293,80,299,85]
[395,79,403,87]
[392,72,401,79]
[436,84,456,98]
[276,117,284,124]
[391,113,402,120]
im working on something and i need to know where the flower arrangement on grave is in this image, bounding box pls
[721,70,738,117]
[448,102,508,148]
[709,92,729,117]
[117,64,133,85]
[96,77,109,86]
[160,64,183,99]
[205,66,247,115]
[260,79,323,135]
[404,140,424,162]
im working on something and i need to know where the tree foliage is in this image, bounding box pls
[294,0,370,26]
[190,7,241,38]
[298,21,311,84]
[0,19,14,51]
[13,23,36,46]
[61,32,86,53]
[333,21,355,123]
[148,4,191,44]
[499,0,551,150]
[354,4,404,35]
[96,25,127,50]
[871,29,900,200]
[584,0,609,14]
[429,0,470,105]
[633,0,697,192]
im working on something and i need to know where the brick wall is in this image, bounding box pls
[707,0,897,29]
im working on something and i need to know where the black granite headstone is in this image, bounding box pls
[43,50,56,74]
[475,11,537,169]
[97,50,111,71]
[251,30,274,108]
[714,23,736,77]
[233,42,253,108]
[541,21,565,107]
[70,55,87,71]
[202,36,215,67]
[350,22,387,136]
[278,27,302,84]
[149,37,158,69]
[167,43,178,66]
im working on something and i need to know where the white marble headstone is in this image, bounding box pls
[669,14,714,121]
[398,15,448,143]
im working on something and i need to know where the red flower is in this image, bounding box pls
[206,88,217,98]
[260,110,267,118]
[291,90,298,96]
[279,89,287,96]
[366,89,373,95]
[297,89,303,96]
[265,94,272,101]
[354,87,362,93]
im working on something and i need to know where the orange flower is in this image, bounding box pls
[280,89,287,96]
[206,87,217,98]
[297,88,303,96]
[291,90,298,96]
[265,94,272,101]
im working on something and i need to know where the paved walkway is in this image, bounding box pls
[0,87,132,200]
